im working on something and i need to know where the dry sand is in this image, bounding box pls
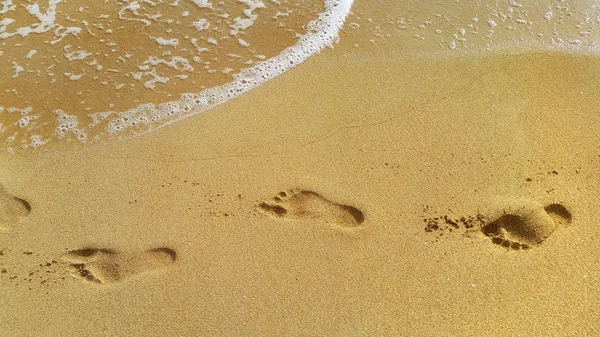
[1,0,600,336]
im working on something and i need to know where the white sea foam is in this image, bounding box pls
[154,37,179,47]
[11,62,23,78]
[192,18,209,31]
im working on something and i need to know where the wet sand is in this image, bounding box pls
[1,0,600,336]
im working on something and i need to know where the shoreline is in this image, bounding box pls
[3,45,600,159]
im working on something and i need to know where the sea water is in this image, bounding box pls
[0,0,354,153]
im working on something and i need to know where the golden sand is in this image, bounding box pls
[1,0,600,336]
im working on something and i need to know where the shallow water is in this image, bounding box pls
[0,0,350,152]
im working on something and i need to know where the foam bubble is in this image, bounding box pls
[192,19,210,31]
[154,37,179,47]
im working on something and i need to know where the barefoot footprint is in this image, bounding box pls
[258,189,364,227]
[0,184,31,231]
[481,199,572,250]
[62,247,177,284]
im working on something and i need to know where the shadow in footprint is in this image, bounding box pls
[258,189,364,227]
[62,247,177,284]
[481,200,572,251]
[544,203,573,227]
[0,185,31,230]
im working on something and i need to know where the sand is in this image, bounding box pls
[1,0,600,336]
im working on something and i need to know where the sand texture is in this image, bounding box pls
[1,0,600,336]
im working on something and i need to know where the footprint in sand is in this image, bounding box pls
[258,189,364,227]
[0,184,31,231]
[62,247,177,284]
[481,199,572,250]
